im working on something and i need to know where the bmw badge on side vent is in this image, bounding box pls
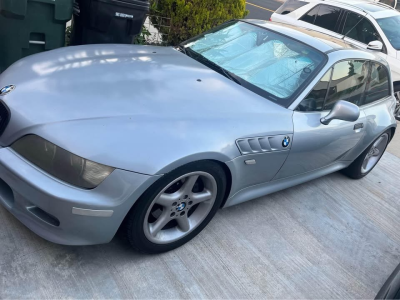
[0,85,16,96]
[282,136,290,148]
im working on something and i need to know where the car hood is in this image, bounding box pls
[0,44,293,174]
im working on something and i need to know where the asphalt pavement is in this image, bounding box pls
[246,0,283,20]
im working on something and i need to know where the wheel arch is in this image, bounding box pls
[122,156,235,227]
[119,159,236,252]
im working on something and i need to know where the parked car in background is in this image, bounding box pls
[271,0,400,119]
[0,20,396,253]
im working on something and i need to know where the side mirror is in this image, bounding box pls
[367,40,383,51]
[320,100,360,125]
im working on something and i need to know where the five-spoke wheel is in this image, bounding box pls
[361,133,389,174]
[343,130,391,179]
[143,171,217,244]
[395,87,400,121]
[124,161,226,253]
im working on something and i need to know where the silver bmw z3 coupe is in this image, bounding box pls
[0,20,396,253]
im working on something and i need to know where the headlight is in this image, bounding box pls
[11,135,114,189]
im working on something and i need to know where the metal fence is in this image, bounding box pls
[135,15,171,46]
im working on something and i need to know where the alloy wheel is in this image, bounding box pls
[395,90,400,121]
[143,171,217,244]
[361,133,389,174]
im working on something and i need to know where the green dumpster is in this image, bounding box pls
[0,0,73,72]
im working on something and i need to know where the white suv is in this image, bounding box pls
[271,0,400,118]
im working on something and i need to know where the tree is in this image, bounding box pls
[152,0,248,45]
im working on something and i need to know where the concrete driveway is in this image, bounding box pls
[1,131,400,298]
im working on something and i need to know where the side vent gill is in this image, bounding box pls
[236,134,292,155]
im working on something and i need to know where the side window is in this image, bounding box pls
[300,5,342,33]
[313,5,343,33]
[324,60,369,110]
[300,5,319,24]
[364,63,390,104]
[275,0,309,15]
[297,69,332,112]
[342,12,363,36]
[344,14,382,45]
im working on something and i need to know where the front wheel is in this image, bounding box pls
[342,130,391,179]
[124,161,226,254]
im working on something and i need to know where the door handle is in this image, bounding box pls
[354,123,364,130]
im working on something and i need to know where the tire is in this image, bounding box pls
[124,160,226,254]
[342,130,391,179]
[395,83,400,121]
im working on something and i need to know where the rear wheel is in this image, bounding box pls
[124,161,226,254]
[342,130,391,179]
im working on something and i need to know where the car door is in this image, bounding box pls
[273,59,368,180]
[297,4,346,39]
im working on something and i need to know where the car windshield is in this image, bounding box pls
[376,15,400,50]
[180,21,326,107]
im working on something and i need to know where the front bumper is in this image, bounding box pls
[0,147,159,245]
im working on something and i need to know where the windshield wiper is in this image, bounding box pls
[218,68,242,85]
[177,45,187,55]
[187,50,242,85]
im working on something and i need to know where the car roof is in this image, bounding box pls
[244,20,356,53]
[317,0,399,18]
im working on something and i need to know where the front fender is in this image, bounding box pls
[8,111,293,175]
[9,116,248,175]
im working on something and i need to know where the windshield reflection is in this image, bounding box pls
[377,15,400,50]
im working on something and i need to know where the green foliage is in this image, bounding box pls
[65,25,72,46]
[134,26,152,45]
[153,0,248,45]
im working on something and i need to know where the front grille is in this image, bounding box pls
[0,101,10,136]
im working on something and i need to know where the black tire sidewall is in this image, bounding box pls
[344,129,391,179]
[125,161,227,254]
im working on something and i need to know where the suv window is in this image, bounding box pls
[275,0,309,15]
[364,63,390,104]
[377,16,400,50]
[314,5,343,33]
[324,60,369,110]
[300,5,343,33]
[344,13,382,45]
[342,12,363,36]
[297,69,332,111]
[300,5,319,23]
